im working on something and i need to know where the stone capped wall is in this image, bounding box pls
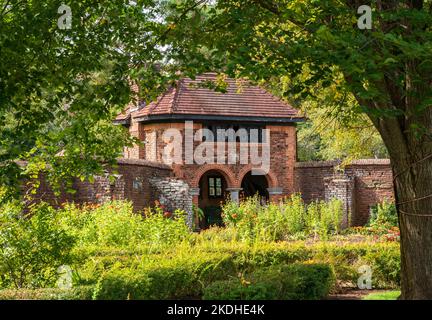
[114,158,173,211]
[294,159,394,226]
[28,158,174,212]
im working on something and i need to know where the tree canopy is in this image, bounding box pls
[265,75,388,162]
[0,0,172,199]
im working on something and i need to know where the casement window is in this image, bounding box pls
[203,124,266,143]
[208,176,223,198]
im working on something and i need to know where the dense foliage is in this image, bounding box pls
[203,263,335,300]
[59,201,189,248]
[0,199,400,299]
[0,202,75,288]
[222,194,344,241]
[266,77,388,162]
[368,199,398,230]
[0,0,177,201]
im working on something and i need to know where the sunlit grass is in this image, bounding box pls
[362,290,400,300]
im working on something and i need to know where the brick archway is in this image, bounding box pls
[191,164,237,188]
[236,165,278,188]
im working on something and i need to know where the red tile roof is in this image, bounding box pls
[115,73,303,123]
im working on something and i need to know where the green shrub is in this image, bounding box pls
[189,240,400,289]
[221,194,344,242]
[202,279,278,300]
[59,201,190,248]
[306,199,344,240]
[191,226,239,244]
[282,195,307,235]
[363,246,401,288]
[203,263,335,300]
[79,252,237,300]
[309,242,400,289]
[73,242,399,299]
[368,199,398,229]
[0,202,75,289]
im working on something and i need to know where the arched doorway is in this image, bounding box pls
[240,171,269,202]
[198,170,228,228]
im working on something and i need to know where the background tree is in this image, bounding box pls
[0,0,173,200]
[159,0,432,299]
[265,75,388,162]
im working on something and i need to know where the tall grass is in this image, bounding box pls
[59,201,190,249]
[222,194,344,242]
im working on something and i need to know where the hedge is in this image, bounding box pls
[203,263,335,300]
[85,252,238,300]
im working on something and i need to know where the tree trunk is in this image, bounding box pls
[370,110,432,299]
[393,159,432,299]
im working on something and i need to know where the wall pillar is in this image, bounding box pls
[226,188,242,204]
[190,188,200,206]
[149,178,194,229]
[189,187,201,228]
[267,187,283,203]
[324,174,355,229]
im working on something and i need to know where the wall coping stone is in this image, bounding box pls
[117,158,171,170]
[226,188,243,192]
[295,159,391,168]
[267,187,283,195]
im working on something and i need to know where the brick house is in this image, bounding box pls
[27,74,395,228]
[115,73,304,226]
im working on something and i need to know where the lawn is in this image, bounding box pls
[363,291,401,300]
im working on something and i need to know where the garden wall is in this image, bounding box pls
[28,158,196,223]
[27,158,395,227]
[28,159,171,209]
[294,159,394,226]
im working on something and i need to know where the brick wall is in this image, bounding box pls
[28,158,174,212]
[114,158,173,211]
[294,159,394,226]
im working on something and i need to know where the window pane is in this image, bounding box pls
[209,178,214,187]
[216,178,221,187]
[260,128,265,143]
[216,187,222,196]
[209,187,215,196]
